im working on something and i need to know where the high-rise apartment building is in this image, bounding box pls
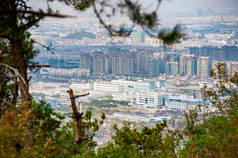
[124,52,135,75]
[166,62,179,75]
[148,59,156,77]
[111,54,120,75]
[79,51,216,79]
[179,54,196,77]
[197,56,210,80]
[111,52,136,75]
[104,55,111,74]
[79,54,92,71]
[136,50,153,75]
[93,52,105,75]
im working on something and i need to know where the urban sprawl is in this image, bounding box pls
[29,9,238,147]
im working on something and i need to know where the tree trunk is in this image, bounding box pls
[67,89,83,144]
[18,63,30,102]
[67,89,89,144]
[11,45,30,103]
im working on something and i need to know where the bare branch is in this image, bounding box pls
[27,64,51,68]
[74,93,90,99]
[92,1,113,36]
[92,0,134,37]
[34,41,55,54]
[0,63,27,87]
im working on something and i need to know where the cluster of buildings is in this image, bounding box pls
[28,8,238,146]
[37,46,238,82]
[32,11,238,83]
[30,76,205,111]
[136,92,202,110]
[79,50,153,77]
[79,50,211,80]
[70,78,204,111]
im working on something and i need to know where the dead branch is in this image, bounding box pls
[0,63,27,87]
[74,93,89,99]
[34,41,55,54]
[0,63,30,104]
[27,64,51,68]
[67,88,90,144]
[92,0,134,37]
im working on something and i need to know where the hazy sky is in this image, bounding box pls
[29,0,238,13]
[157,0,238,17]
[160,0,238,11]
[28,0,238,21]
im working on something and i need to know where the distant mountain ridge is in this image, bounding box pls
[64,30,96,40]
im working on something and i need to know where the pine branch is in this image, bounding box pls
[14,10,76,18]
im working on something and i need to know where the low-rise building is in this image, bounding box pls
[136,91,167,108]
[93,82,123,93]
[166,94,201,111]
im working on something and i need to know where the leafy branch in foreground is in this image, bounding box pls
[81,121,182,158]
[0,99,106,157]
[0,0,74,105]
[180,63,238,157]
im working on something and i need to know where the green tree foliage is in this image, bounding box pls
[0,0,55,104]
[0,100,105,157]
[89,97,129,108]
[180,114,238,157]
[89,122,182,158]
[180,63,238,157]
[0,67,15,116]
[0,0,74,105]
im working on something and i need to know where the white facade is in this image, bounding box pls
[197,56,209,80]
[166,94,201,110]
[136,92,166,108]
[93,82,123,93]
[111,79,154,92]
[70,83,92,94]
[40,68,90,76]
